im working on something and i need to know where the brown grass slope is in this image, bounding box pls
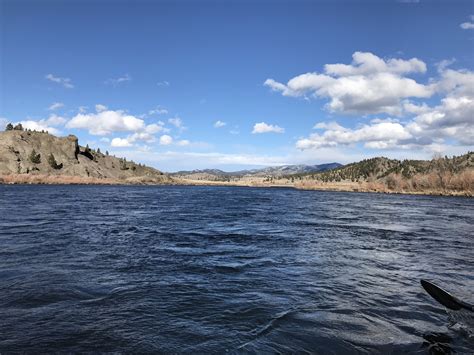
[290,153,474,195]
[0,130,172,184]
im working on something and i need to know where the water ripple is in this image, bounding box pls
[0,185,473,353]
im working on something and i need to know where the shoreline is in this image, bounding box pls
[0,174,471,197]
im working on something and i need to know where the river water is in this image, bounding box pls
[0,185,472,353]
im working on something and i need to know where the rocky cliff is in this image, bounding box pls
[0,130,171,184]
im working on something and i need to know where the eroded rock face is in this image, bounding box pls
[0,130,166,181]
[0,131,79,174]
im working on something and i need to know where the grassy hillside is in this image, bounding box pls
[288,153,474,195]
[0,129,172,184]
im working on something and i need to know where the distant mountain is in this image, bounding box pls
[239,163,343,177]
[171,163,342,180]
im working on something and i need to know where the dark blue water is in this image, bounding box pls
[0,185,473,353]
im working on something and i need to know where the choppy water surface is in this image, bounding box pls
[0,185,473,353]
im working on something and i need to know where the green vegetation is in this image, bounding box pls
[5,123,13,131]
[120,158,129,170]
[29,149,41,164]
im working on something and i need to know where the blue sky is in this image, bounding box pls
[1,0,473,171]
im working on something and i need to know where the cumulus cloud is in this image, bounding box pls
[111,138,133,147]
[159,135,173,145]
[324,51,426,76]
[67,106,168,147]
[296,69,474,151]
[408,95,474,145]
[105,74,131,86]
[18,114,67,135]
[48,102,64,110]
[109,127,165,148]
[214,120,226,128]
[264,51,433,115]
[67,109,145,135]
[296,121,412,150]
[45,74,74,89]
[252,122,285,134]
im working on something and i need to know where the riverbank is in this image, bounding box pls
[0,174,174,185]
[1,173,472,197]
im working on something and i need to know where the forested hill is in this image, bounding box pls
[291,153,474,183]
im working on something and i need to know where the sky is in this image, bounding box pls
[1,0,473,172]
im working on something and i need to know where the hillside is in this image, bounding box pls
[0,129,172,184]
[289,153,474,195]
[291,154,474,181]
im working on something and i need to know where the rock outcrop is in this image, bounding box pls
[0,130,172,184]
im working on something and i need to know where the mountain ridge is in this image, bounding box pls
[171,163,342,180]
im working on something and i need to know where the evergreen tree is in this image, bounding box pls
[5,123,13,131]
[13,123,23,131]
[29,149,41,164]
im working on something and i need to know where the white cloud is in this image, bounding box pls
[105,74,131,86]
[214,120,226,128]
[168,117,187,132]
[108,123,166,148]
[0,117,9,129]
[252,122,285,134]
[66,109,145,135]
[296,66,474,151]
[159,135,173,145]
[460,15,474,29]
[264,51,433,115]
[111,138,133,147]
[48,102,64,110]
[168,117,183,128]
[66,107,168,148]
[435,58,456,73]
[45,114,67,126]
[296,121,412,150]
[435,68,474,97]
[176,139,190,146]
[324,51,426,76]
[148,106,168,115]
[408,95,474,145]
[145,123,164,134]
[95,104,108,112]
[45,74,74,89]
[19,114,67,135]
[157,81,170,87]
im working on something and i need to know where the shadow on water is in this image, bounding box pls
[422,332,454,355]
